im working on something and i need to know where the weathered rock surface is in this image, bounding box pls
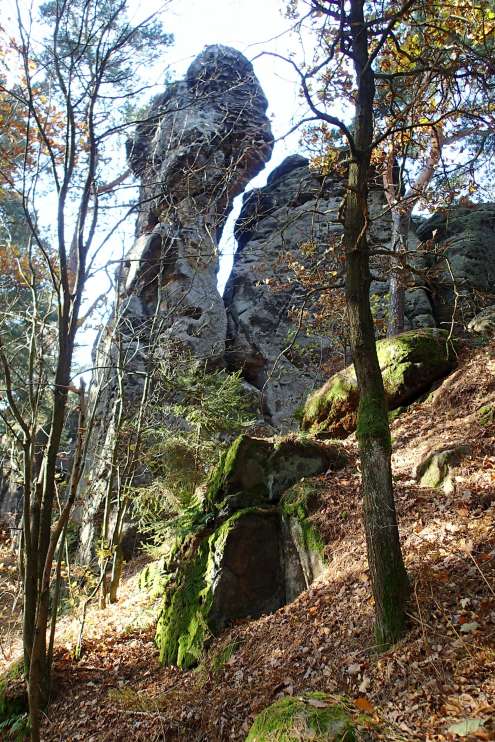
[302,329,455,438]
[468,305,495,337]
[205,434,347,514]
[414,444,471,493]
[78,46,273,562]
[224,155,422,430]
[145,435,346,668]
[415,204,495,327]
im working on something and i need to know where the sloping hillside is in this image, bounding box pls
[3,339,493,741]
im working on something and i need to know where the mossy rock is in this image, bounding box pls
[246,693,357,741]
[302,329,455,438]
[415,444,471,491]
[206,434,346,513]
[281,485,325,559]
[478,404,494,426]
[153,436,347,669]
[155,507,286,668]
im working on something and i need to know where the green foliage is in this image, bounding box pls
[0,661,28,740]
[132,357,254,547]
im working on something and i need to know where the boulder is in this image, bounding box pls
[468,305,495,337]
[147,435,347,668]
[414,444,471,493]
[302,329,455,438]
[246,693,358,742]
[205,434,347,514]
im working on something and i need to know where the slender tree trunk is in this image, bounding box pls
[344,0,409,647]
[387,210,410,336]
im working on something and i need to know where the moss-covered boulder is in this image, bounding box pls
[156,508,286,668]
[246,693,357,741]
[302,329,455,437]
[206,434,346,513]
[415,444,470,492]
[149,435,347,669]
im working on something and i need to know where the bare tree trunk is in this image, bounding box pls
[387,210,409,336]
[343,0,409,647]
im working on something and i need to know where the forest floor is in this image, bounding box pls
[1,338,494,741]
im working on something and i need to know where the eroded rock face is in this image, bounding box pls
[78,46,273,562]
[147,435,346,668]
[124,44,273,363]
[415,204,495,327]
[224,156,397,430]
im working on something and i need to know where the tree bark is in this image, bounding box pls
[343,0,409,647]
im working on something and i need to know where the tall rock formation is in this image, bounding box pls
[223,156,396,429]
[414,203,495,327]
[77,46,273,561]
[123,43,274,364]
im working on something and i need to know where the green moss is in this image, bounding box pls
[303,371,355,432]
[206,435,244,502]
[246,693,356,742]
[356,392,391,448]
[155,508,263,669]
[282,484,325,559]
[303,329,455,437]
[139,556,173,600]
[155,540,210,668]
[0,660,27,739]
[205,435,273,510]
[478,404,494,426]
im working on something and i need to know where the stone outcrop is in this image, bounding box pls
[224,167,495,432]
[77,46,273,562]
[223,155,421,430]
[468,305,495,337]
[142,435,346,668]
[302,329,456,438]
[122,44,273,365]
[415,204,495,327]
[414,444,471,493]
